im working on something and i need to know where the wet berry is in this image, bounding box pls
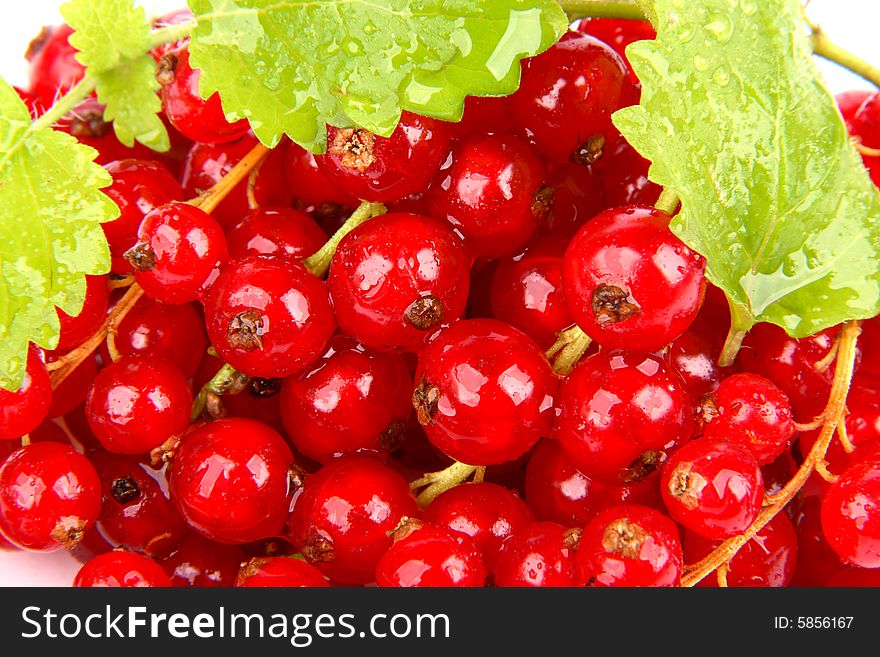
[493,522,580,587]
[74,551,171,587]
[376,523,486,587]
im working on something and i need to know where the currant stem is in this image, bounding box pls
[654,188,680,215]
[148,21,197,50]
[192,143,271,215]
[303,201,387,277]
[190,363,250,422]
[411,461,479,507]
[546,325,593,376]
[48,284,144,389]
[558,0,646,21]
[681,320,861,587]
[810,28,880,89]
[718,302,753,368]
[30,77,97,133]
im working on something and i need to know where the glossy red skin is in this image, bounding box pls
[0,349,52,440]
[159,45,249,144]
[205,256,336,378]
[857,316,880,380]
[284,143,359,209]
[826,567,880,587]
[28,420,73,447]
[761,452,801,518]
[524,439,661,527]
[74,552,171,587]
[328,212,471,353]
[170,418,295,545]
[160,532,246,587]
[54,275,109,351]
[414,319,558,466]
[227,208,326,260]
[847,91,880,186]
[452,95,517,138]
[103,160,184,274]
[792,496,843,586]
[0,443,101,551]
[685,512,797,588]
[571,18,656,85]
[27,24,86,108]
[129,202,228,304]
[821,458,880,568]
[236,557,330,587]
[554,351,693,486]
[593,136,661,207]
[511,33,636,164]
[375,525,486,588]
[47,353,99,420]
[736,323,842,419]
[287,455,419,584]
[429,132,547,259]
[575,505,682,587]
[86,356,192,455]
[701,373,794,465]
[836,90,873,127]
[562,206,706,352]
[493,522,578,587]
[423,482,534,569]
[91,452,187,557]
[490,236,573,350]
[280,337,412,463]
[100,297,207,380]
[317,112,452,202]
[545,163,607,240]
[660,438,764,540]
[668,323,724,400]
[181,137,291,228]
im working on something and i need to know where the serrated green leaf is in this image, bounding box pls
[0,80,117,390]
[614,0,880,339]
[61,0,169,151]
[186,0,568,151]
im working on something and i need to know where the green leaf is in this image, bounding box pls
[62,0,169,151]
[0,80,117,390]
[186,0,568,151]
[614,0,880,339]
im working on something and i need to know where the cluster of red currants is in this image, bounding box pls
[1,14,879,588]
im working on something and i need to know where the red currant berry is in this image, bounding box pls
[545,163,607,239]
[493,522,580,587]
[668,322,725,399]
[328,212,471,352]
[700,373,794,464]
[125,202,228,304]
[661,437,764,540]
[284,143,358,210]
[562,206,707,352]
[376,522,486,587]
[792,496,844,586]
[91,452,187,557]
[280,336,412,463]
[555,351,693,485]
[236,556,329,587]
[452,95,517,138]
[826,567,880,587]
[511,32,636,164]
[157,45,249,144]
[103,159,183,274]
[101,297,208,380]
[593,136,663,207]
[0,442,101,551]
[86,356,192,455]
[685,512,797,587]
[429,132,549,258]
[0,348,52,440]
[524,439,661,526]
[226,208,326,260]
[821,457,880,568]
[181,136,291,228]
[736,323,843,420]
[490,236,574,350]
[847,91,880,186]
[160,532,246,587]
[317,112,452,202]
[204,256,336,378]
[74,551,171,587]
[423,482,534,569]
[413,319,558,466]
[287,454,419,584]
[54,275,109,351]
[836,90,873,126]
[171,418,297,545]
[857,316,880,380]
[571,18,656,85]
[46,353,99,420]
[575,505,683,587]
[26,24,86,109]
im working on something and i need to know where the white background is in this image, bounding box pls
[1,0,880,585]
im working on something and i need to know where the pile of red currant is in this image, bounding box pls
[2,13,879,588]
